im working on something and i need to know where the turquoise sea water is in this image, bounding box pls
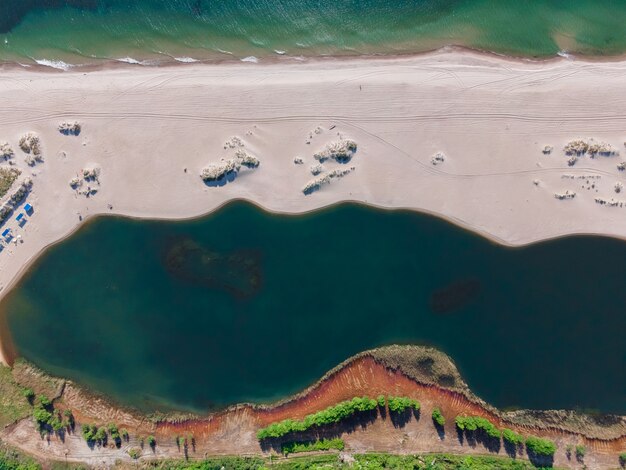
[1,0,626,68]
[2,202,625,414]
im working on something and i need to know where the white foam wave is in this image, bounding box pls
[116,57,143,64]
[557,50,573,60]
[174,57,199,63]
[34,59,73,71]
[241,56,259,63]
[217,49,233,55]
[274,50,286,55]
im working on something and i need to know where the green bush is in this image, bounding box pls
[431,408,445,426]
[128,447,142,460]
[454,416,501,439]
[147,435,156,448]
[502,428,523,446]
[525,435,556,457]
[37,396,51,408]
[376,395,386,407]
[94,427,107,443]
[257,396,377,440]
[22,388,35,403]
[387,396,420,413]
[49,415,63,432]
[0,445,39,470]
[107,423,120,440]
[620,453,626,466]
[281,438,344,455]
[32,405,52,427]
[120,428,129,441]
[81,424,96,442]
[575,445,586,458]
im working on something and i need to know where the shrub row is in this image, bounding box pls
[386,396,420,414]
[502,428,523,446]
[281,438,345,455]
[81,422,133,446]
[31,395,73,433]
[455,416,501,439]
[257,396,378,440]
[456,416,556,457]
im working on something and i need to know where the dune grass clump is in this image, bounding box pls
[18,132,41,161]
[201,151,260,183]
[234,149,260,168]
[0,142,14,160]
[257,396,377,440]
[58,121,81,136]
[201,159,240,182]
[313,140,357,163]
[302,167,354,195]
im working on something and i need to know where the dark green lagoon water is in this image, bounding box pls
[2,0,626,68]
[2,202,625,414]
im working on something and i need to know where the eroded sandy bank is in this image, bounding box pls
[1,346,624,468]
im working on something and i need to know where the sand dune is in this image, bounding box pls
[1,50,626,364]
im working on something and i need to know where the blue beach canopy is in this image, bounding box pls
[24,203,32,212]
[16,214,23,222]
[2,229,10,237]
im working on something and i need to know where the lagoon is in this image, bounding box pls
[1,202,624,414]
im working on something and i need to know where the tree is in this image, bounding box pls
[94,427,107,444]
[431,408,445,427]
[525,436,556,457]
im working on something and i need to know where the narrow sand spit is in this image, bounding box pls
[2,50,626,361]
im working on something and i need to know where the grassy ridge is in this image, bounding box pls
[128,452,559,469]
[0,365,33,428]
[281,438,344,455]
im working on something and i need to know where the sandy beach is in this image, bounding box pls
[2,49,626,363]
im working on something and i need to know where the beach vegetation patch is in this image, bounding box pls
[257,396,377,440]
[313,139,357,163]
[0,142,14,160]
[0,167,20,199]
[281,438,344,455]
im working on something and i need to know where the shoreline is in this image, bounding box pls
[1,346,624,468]
[4,43,626,75]
[2,49,626,367]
